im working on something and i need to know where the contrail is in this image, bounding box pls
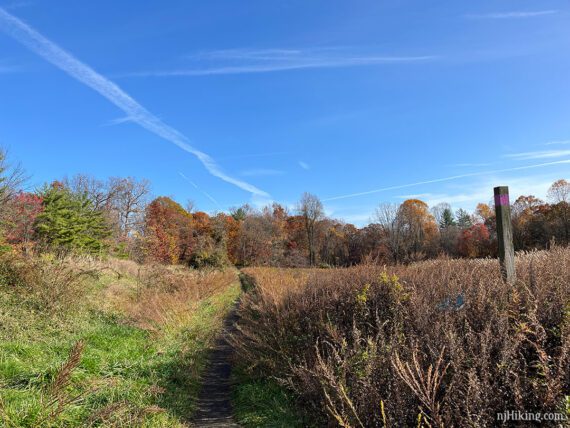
[126,56,438,77]
[178,172,221,209]
[0,7,269,198]
[324,159,570,201]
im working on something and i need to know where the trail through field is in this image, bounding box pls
[192,304,240,427]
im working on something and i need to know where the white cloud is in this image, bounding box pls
[101,116,134,127]
[398,191,491,208]
[240,168,284,177]
[218,151,289,161]
[505,149,570,160]
[123,48,439,77]
[448,162,493,168]
[0,7,269,198]
[298,161,310,170]
[399,173,565,211]
[337,213,372,226]
[545,140,570,146]
[322,170,568,227]
[466,10,557,19]
[323,172,567,227]
[250,193,275,210]
[497,176,557,202]
[324,159,570,201]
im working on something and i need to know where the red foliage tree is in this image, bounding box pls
[457,223,492,258]
[4,192,44,247]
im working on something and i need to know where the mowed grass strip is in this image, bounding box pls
[0,254,240,427]
[232,367,308,428]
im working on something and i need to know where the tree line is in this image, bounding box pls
[1,149,568,266]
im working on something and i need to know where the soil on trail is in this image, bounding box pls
[192,307,240,427]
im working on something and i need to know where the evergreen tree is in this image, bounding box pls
[439,208,456,229]
[35,184,109,253]
[456,208,473,229]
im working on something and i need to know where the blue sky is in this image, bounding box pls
[1,1,569,225]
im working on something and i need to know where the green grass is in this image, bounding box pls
[232,367,309,428]
[0,267,240,427]
[231,270,309,427]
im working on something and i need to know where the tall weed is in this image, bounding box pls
[236,248,570,426]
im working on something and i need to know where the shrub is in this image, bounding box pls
[235,248,570,426]
[0,252,93,311]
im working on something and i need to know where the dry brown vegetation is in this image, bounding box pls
[0,252,235,327]
[236,248,570,426]
[95,258,236,331]
[0,252,97,312]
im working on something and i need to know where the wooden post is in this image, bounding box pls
[494,186,516,283]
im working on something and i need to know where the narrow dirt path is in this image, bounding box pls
[192,305,240,427]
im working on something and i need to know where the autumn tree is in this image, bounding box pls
[64,174,114,211]
[433,204,459,256]
[0,148,27,221]
[4,142,568,267]
[217,213,241,264]
[108,177,150,239]
[237,211,275,266]
[319,220,350,266]
[375,203,403,263]
[512,195,545,249]
[144,197,193,264]
[397,199,439,261]
[187,211,228,268]
[233,204,290,266]
[548,179,570,204]
[208,213,233,265]
[284,214,310,266]
[547,179,570,243]
[474,203,494,224]
[265,203,290,264]
[457,223,492,258]
[3,192,43,250]
[342,223,362,265]
[353,223,387,264]
[297,193,324,266]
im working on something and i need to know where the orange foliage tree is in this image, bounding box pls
[397,199,439,260]
[144,197,193,264]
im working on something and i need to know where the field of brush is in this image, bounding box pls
[0,253,240,427]
[235,248,570,427]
